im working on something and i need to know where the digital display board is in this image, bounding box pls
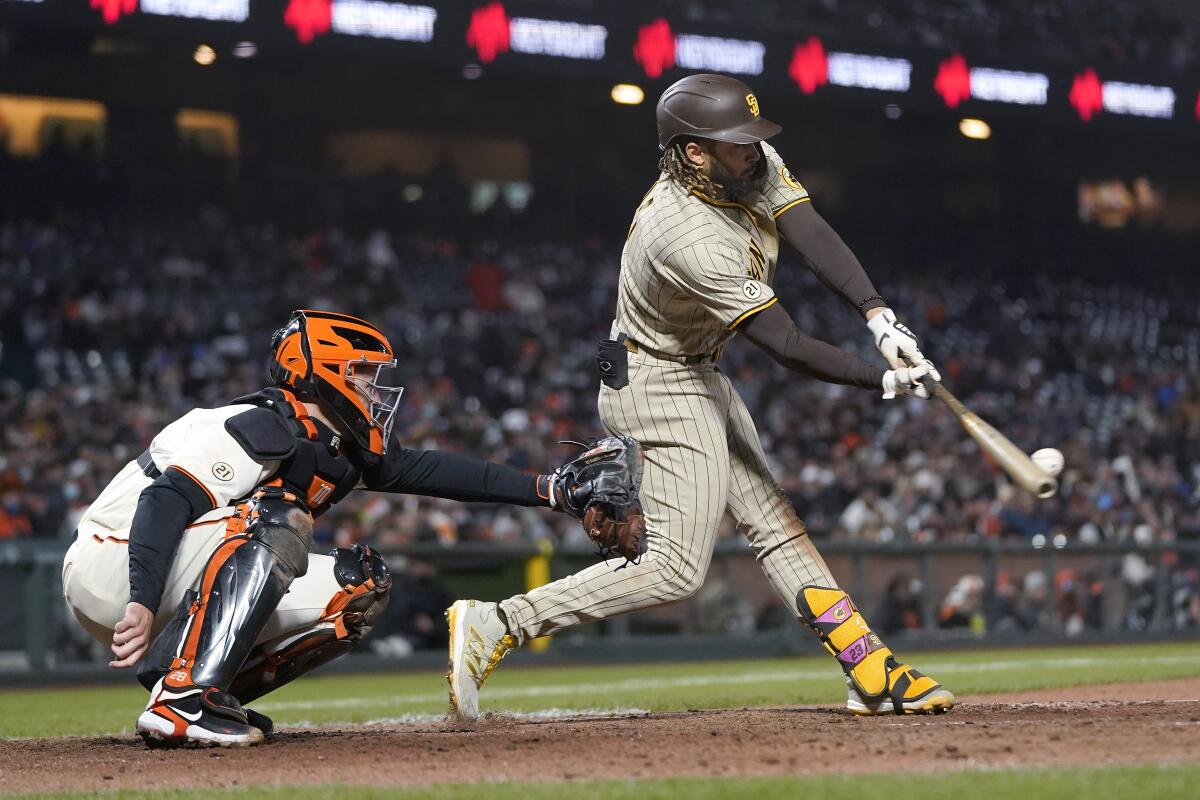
[0,0,1195,126]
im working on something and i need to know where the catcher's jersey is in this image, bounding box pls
[75,406,277,540]
[613,141,809,356]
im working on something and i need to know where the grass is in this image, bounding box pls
[11,765,1200,800]
[2,640,1199,739]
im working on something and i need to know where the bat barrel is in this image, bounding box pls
[934,383,1058,500]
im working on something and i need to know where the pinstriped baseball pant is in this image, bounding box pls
[499,350,837,644]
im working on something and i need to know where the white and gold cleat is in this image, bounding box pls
[446,599,517,721]
[845,673,957,716]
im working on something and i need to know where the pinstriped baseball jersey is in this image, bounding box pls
[613,142,809,355]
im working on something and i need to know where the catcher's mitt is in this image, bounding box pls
[550,436,646,563]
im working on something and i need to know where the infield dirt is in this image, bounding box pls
[4,678,1198,794]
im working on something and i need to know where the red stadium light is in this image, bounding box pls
[90,0,136,25]
[466,2,509,64]
[1070,69,1103,121]
[934,53,971,108]
[789,37,828,95]
[634,18,675,79]
[285,0,332,43]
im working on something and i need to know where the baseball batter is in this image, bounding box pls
[63,309,631,747]
[447,74,954,720]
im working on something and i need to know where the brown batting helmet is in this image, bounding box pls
[656,73,782,149]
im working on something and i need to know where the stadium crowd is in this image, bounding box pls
[3,213,1198,554]
[3,142,1199,646]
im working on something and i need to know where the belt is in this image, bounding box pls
[137,448,162,479]
[623,337,719,366]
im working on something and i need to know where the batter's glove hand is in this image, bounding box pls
[867,309,941,384]
[548,436,647,563]
[882,363,932,400]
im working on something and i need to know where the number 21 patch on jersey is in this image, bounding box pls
[742,280,765,300]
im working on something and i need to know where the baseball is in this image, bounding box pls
[1031,447,1064,477]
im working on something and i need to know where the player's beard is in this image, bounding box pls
[707,158,759,200]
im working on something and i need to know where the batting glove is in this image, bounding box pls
[882,363,932,400]
[867,309,941,382]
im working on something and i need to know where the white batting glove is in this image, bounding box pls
[867,309,941,382]
[882,363,932,400]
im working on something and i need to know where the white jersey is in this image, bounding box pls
[76,405,278,543]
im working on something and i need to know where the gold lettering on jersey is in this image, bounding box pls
[781,165,804,192]
[748,238,766,280]
[746,93,760,117]
[628,182,658,239]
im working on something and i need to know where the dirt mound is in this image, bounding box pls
[3,678,1198,794]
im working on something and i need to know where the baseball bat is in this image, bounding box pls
[926,380,1057,499]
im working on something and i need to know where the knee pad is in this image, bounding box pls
[326,544,392,639]
[245,487,314,579]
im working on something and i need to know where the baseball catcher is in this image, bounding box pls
[62,309,644,747]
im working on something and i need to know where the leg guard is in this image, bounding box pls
[138,486,313,694]
[797,585,946,715]
[230,544,391,704]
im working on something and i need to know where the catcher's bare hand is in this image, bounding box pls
[110,601,153,668]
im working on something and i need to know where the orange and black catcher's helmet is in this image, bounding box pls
[269,310,403,456]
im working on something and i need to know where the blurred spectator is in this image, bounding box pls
[0,488,32,540]
[872,574,923,634]
[987,571,1035,633]
[1055,569,1085,637]
[372,559,455,653]
[692,559,757,635]
[939,574,984,631]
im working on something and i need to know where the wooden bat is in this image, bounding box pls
[926,380,1058,499]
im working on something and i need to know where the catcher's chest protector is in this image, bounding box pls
[227,388,361,516]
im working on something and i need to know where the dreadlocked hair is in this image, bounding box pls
[658,142,723,199]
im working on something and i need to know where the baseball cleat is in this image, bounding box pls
[244,707,274,737]
[844,666,956,716]
[136,684,264,747]
[446,599,516,721]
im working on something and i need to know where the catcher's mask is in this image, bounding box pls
[269,310,403,456]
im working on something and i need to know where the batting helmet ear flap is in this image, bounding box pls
[269,312,316,394]
[751,142,769,182]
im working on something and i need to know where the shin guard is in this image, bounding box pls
[230,544,391,704]
[797,585,941,714]
[138,486,313,694]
